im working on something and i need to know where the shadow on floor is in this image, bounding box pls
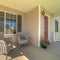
[7,44,29,60]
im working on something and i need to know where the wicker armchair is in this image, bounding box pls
[17,33,28,45]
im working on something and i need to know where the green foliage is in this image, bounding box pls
[41,40,50,46]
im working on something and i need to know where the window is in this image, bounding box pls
[0,11,22,34]
[18,15,22,32]
[6,13,16,34]
[55,20,58,32]
[0,11,4,32]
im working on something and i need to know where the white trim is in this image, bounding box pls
[48,16,50,41]
[0,10,17,15]
[53,18,55,42]
[16,15,18,33]
[4,12,6,37]
[38,5,41,47]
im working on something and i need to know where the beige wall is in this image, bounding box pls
[0,5,54,47]
[26,6,54,47]
[26,7,39,46]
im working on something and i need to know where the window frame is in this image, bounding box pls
[6,13,17,34]
[0,10,22,35]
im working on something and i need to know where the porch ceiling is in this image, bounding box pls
[0,0,60,16]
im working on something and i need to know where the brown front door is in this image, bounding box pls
[44,15,48,40]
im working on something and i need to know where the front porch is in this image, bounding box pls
[0,43,60,60]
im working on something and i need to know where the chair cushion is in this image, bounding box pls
[20,35,27,40]
[20,36,27,40]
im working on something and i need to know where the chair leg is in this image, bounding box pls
[6,54,8,60]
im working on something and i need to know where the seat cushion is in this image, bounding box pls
[20,35,27,40]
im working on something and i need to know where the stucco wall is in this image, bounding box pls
[0,5,54,46]
[26,7,39,46]
[26,6,54,47]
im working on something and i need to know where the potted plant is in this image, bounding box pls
[40,38,50,49]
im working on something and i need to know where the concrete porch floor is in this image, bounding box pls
[0,43,60,60]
